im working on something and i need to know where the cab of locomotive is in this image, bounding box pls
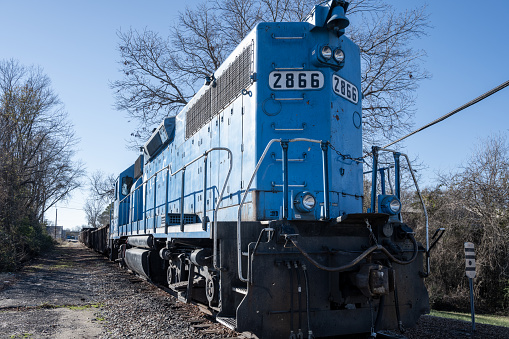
[112,117,176,236]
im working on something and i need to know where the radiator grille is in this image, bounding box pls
[186,45,252,139]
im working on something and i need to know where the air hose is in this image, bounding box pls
[394,283,404,333]
[286,234,418,272]
[294,262,303,339]
[387,260,405,334]
[287,262,296,339]
[302,264,315,339]
[374,295,386,333]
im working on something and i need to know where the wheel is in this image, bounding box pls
[167,264,177,286]
[175,256,188,282]
[206,275,219,307]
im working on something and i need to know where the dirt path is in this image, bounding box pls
[0,242,107,338]
[0,242,234,339]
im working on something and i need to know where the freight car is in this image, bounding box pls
[80,225,109,255]
[79,227,96,248]
[86,1,444,337]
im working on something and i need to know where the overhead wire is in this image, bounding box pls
[369,79,509,153]
[55,206,84,211]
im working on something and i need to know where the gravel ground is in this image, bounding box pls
[1,242,508,339]
[0,242,237,339]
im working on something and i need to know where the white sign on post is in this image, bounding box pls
[464,242,476,279]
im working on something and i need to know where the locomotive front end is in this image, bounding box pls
[229,1,429,337]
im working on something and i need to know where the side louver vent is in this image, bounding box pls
[186,44,252,139]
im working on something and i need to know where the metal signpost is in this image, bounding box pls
[464,242,476,332]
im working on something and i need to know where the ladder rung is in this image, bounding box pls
[169,281,189,290]
[232,286,248,295]
[216,316,237,330]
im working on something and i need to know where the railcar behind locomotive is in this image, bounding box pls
[89,1,441,337]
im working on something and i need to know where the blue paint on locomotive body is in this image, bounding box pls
[112,165,134,237]
[112,16,363,241]
[253,22,363,221]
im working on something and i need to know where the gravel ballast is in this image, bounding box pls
[1,242,508,338]
[0,242,236,338]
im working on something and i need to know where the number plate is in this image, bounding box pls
[332,75,359,104]
[269,71,324,90]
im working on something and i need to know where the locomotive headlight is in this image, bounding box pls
[379,195,401,215]
[321,46,332,60]
[333,49,345,63]
[389,199,401,213]
[294,191,316,213]
[302,194,316,210]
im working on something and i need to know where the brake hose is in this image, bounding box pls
[287,262,296,339]
[287,234,418,272]
[294,262,303,339]
[374,295,386,332]
[302,264,315,339]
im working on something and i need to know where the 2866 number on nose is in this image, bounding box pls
[332,75,358,104]
[269,71,324,90]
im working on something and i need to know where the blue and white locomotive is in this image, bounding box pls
[108,1,434,337]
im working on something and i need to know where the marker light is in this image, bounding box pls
[334,49,345,63]
[294,192,316,213]
[321,46,332,60]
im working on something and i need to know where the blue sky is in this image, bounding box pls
[393,0,509,182]
[1,1,508,229]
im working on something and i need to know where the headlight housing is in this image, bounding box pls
[321,46,332,60]
[333,49,345,63]
[379,195,401,215]
[294,192,316,213]
[313,45,346,70]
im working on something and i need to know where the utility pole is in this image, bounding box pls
[55,206,58,240]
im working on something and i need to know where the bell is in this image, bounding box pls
[326,5,349,30]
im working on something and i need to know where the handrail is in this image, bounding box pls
[373,147,430,275]
[237,139,280,282]
[210,148,233,271]
[117,148,232,245]
[237,138,327,283]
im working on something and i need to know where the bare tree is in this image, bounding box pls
[0,59,84,270]
[89,170,116,203]
[112,3,229,144]
[84,170,116,227]
[98,202,114,226]
[112,0,430,149]
[422,134,509,312]
[112,28,191,133]
[352,5,430,146]
[83,199,104,228]
[214,0,308,42]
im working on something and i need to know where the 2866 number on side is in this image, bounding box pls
[332,75,358,104]
[269,71,324,90]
